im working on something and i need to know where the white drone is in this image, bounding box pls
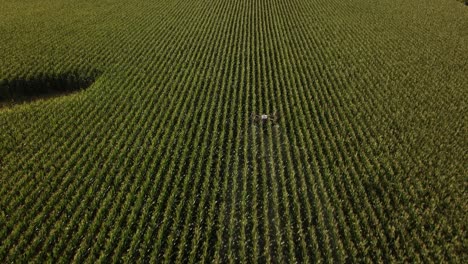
[251,112,278,124]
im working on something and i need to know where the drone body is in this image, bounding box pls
[251,112,278,124]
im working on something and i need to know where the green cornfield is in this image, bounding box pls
[1,0,467,262]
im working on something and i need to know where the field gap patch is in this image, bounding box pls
[0,70,100,106]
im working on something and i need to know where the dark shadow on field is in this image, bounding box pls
[0,70,101,108]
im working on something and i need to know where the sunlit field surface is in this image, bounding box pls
[1,0,467,262]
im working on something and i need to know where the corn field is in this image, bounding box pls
[0,0,467,262]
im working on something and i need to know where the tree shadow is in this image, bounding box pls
[0,70,100,107]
